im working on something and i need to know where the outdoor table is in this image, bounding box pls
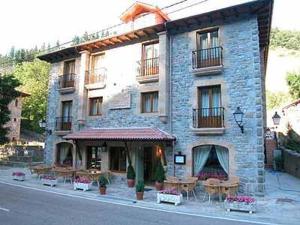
[31,165,53,179]
[164,179,197,194]
[219,181,239,197]
[51,167,75,183]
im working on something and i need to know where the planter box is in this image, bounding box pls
[224,200,257,214]
[12,175,25,181]
[157,193,183,206]
[73,182,92,191]
[41,178,58,187]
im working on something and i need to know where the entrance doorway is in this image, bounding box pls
[87,146,101,170]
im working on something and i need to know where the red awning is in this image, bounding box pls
[64,128,175,141]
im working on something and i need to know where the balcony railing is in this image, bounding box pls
[55,117,72,131]
[192,47,223,69]
[193,107,225,128]
[137,57,159,76]
[85,68,107,84]
[58,74,76,89]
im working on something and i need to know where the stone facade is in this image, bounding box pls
[42,3,271,195]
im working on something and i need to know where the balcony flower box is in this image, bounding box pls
[41,175,58,187]
[73,177,92,191]
[12,172,25,181]
[224,196,257,214]
[157,189,183,206]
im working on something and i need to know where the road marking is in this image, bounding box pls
[0,207,10,212]
[0,180,278,225]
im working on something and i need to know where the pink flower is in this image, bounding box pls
[75,177,91,184]
[12,172,25,176]
[160,188,180,195]
[42,175,56,180]
[226,196,255,204]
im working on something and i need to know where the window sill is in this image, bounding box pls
[140,112,159,117]
[54,130,72,136]
[136,74,159,84]
[58,87,75,94]
[85,82,106,90]
[191,65,223,76]
[191,127,225,135]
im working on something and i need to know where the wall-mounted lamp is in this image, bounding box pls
[272,111,281,128]
[39,119,52,135]
[233,107,244,133]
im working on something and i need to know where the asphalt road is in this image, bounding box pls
[0,183,264,225]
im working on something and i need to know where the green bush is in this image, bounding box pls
[98,175,108,188]
[135,181,144,192]
[284,125,300,153]
[154,160,165,183]
[127,164,135,180]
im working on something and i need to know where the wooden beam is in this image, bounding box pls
[112,37,123,43]
[104,39,115,45]
[120,35,131,41]
[95,42,106,47]
[140,30,150,37]
[133,32,141,38]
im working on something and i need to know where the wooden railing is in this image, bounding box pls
[138,57,159,76]
[193,107,225,128]
[192,47,223,69]
[85,68,107,84]
[58,74,76,89]
[55,117,72,131]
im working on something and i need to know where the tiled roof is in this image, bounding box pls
[64,128,175,141]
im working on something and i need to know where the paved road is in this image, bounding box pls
[0,183,265,225]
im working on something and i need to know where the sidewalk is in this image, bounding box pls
[0,166,299,225]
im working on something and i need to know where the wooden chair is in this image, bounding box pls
[203,178,221,202]
[181,177,198,200]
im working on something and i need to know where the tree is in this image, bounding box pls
[0,74,21,144]
[286,71,300,100]
[13,59,50,132]
[266,91,290,109]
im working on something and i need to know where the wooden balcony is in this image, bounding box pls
[58,74,76,94]
[85,68,107,90]
[55,117,72,134]
[192,47,223,76]
[136,57,159,83]
[192,107,225,135]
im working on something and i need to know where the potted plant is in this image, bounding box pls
[127,164,135,187]
[98,175,108,195]
[154,161,165,190]
[157,189,183,206]
[74,177,92,191]
[224,196,257,214]
[41,175,58,187]
[12,172,25,181]
[135,181,144,200]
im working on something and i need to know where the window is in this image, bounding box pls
[141,91,158,113]
[89,54,106,84]
[64,60,75,75]
[13,118,17,122]
[195,86,223,128]
[110,147,126,172]
[197,29,219,50]
[62,101,72,118]
[87,146,102,170]
[89,97,103,116]
[15,99,18,107]
[141,42,159,76]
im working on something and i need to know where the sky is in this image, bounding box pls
[0,0,299,55]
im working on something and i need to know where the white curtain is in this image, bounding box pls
[201,89,210,117]
[153,92,158,112]
[193,145,211,175]
[211,31,219,58]
[144,94,151,112]
[212,87,221,115]
[215,146,229,174]
[59,144,69,164]
[76,149,82,169]
[200,33,209,60]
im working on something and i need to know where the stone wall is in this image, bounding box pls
[170,15,265,195]
[283,148,300,178]
[5,97,23,141]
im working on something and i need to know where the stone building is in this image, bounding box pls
[38,0,273,195]
[5,92,29,142]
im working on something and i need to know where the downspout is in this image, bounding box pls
[168,33,175,176]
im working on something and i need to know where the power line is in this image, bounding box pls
[0,0,207,68]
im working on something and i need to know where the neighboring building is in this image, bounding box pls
[4,91,30,142]
[38,1,273,195]
[282,99,300,135]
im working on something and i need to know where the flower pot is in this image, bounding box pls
[99,187,106,195]
[155,181,163,191]
[127,179,135,188]
[73,182,92,191]
[157,193,183,206]
[136,192,144,200]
